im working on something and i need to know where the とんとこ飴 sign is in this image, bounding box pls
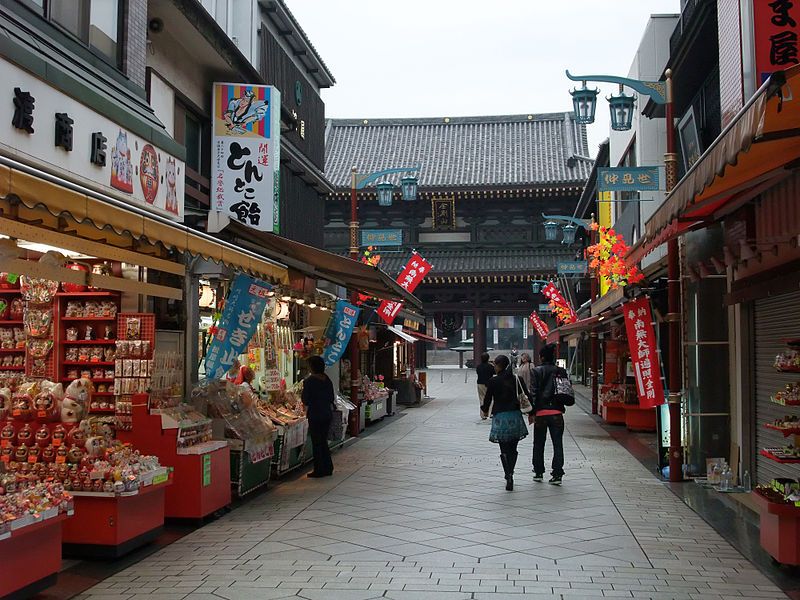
[322,300,361,366]
[622,297,665,409]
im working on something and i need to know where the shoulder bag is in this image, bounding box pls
[553,369,575,406]
[515,375,533,414]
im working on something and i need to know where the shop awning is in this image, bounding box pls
[546,315,602,344]
[229,224,423,310]
[403,329,447,347]
[388,325,418,343]
[630,65,800,264]
[0,157,289,287]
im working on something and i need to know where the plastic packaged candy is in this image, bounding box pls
[27,339,53,358]
[19,275,59,303]
[23,307,53,338]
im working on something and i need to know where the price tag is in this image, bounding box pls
[55,455,66,464]
[28,455,37,464]
[152,472,168,486]
[37,410,47,418]
[1,455,9,463]
[12,409,20,417]
[1,440,9,449]
[52,438,62,447]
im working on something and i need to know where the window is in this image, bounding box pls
[31,1,121,64]
[184,112,203,174]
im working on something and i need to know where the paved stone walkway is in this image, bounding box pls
[78,370,788,600]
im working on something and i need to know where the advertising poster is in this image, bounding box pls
[322,300,361,366]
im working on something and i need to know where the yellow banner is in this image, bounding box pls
[598,191,612,296]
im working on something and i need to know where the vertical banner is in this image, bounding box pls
[529,312,550,340]
[753,0,799,85]
[622,297,666,409]
[212,83,281,232]
[377,252,432,324]
[322,300,361,366]
[205,274,273,379]
[598,191,612,296]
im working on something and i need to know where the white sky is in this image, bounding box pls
[285,0,680,155]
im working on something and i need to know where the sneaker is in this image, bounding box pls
[549,476,563,485]
[532,474,544,482]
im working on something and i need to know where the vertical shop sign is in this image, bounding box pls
[212,83,281,232]
[529,312,550,340]
[202,454,212,486]
[622,297,666,409]
[205,274,273,379]
[754,0,800,85]
[377,252,432,324]
[322,300,361,366]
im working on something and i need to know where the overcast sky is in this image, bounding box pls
[285,0,680,154]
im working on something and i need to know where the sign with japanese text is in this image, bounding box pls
[598,191,612,296]
[322,300,361,366]
[598,167,660,193]
[432,197,456,230]
[212,83,281,232]
[557,260,588,275]
[204,274,273,379]
[377,252,432,324]
[754,0,799,85]
[1,59,184,220]
[361,229,403,247]
[622,297,666,409]
[529,312,550,340]
[541,283,577,324]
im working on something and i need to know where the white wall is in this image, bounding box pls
[198,0,259,68]
[148,71,175,137]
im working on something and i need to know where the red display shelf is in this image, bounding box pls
[771,396,800,407]
[0,513,66,598]
[776,366,800,373]
[118,397,231,520]
[0,321,23,325]
[765,423,800,437]
[56,292,119,297]
[62,479,170,558]
[601,401,626,425]
[63,340,116,345]
[0,289,20,294]
[624,405,658,432]
[92,392,115,397]
[88,408,116,414]
[760,449,800,464]
[753,489,800,565]
[62,361,115,367]
[61,317,116,322]
[0,366,25,371]
[0,348,25,353]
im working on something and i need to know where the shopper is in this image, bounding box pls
[518,352,534,387]
[475,352,494,418]
[480,354,530,491]
[302,355,336,478]
[528,343,568,485]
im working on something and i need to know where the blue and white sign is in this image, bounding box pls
[205,274,273,379]
[361,229,403,247]
[322,300,361,366]
[558,260,588,275]
[598,166,660,193]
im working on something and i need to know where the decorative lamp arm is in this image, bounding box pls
[354,165,421,189]
[565,70,667,104]
[541,213,592,228]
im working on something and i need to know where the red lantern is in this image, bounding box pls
[62,262,89,293]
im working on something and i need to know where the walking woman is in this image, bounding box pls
[528,344,568,485]
[517,353,534,389]
[480,355,530,490]
[302,355,336,478]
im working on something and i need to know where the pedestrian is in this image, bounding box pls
[302,355,336,478]
[518,352,534,386]
[528,343,568,485]
[481,354,530,490]
[475,352,494,418]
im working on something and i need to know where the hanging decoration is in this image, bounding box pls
[541,283,577,325]
[376,252,432,325]
[529,312,550,340]
[357,247,381,305]
[586,224,645,289]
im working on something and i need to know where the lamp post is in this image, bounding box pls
[566,68,682,482]
[348,165,420,436]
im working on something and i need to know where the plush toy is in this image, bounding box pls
[62,378,92,423]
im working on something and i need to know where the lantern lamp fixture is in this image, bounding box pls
[569,81,599,125]
[608,85,636,131]
[352,165,421,207]
[530,279,552,295]
[541,214,592,245]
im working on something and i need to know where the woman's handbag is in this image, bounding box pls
[554,371,575,406]
[515,376,533,414]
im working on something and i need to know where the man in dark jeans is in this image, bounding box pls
[475,353,494,418]
[527,344,567,485]
[302,355,335,477]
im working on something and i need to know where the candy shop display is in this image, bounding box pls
[0,478,73,528]
[114,314,154,431]
[195,379,275,445]
[773,382,800,406]
[775,348,800,373]
[156,404,213,450]
[360,375,389,403]
[63,301,118,319]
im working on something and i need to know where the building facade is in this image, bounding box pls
[324,113,592,364]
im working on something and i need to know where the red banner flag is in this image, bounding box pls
[622,297,665,409]
[377,252,432,324]
[541,283,577,324]
[529,312,550,340]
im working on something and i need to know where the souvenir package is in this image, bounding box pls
[65,348,79,362]
[65,302,83,318]
[27,339,53,358]
[8,299,23,320]
[65,327,79,341]
[19,276,59,303]
[30,359,48,378]
[23,306,53,337]
[0,329,12,349]
[125,317,141,340]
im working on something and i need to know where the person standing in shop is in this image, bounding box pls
[475,353,494,418]
[528,343,568,485]
[302,355,336,478]
[481,354,530,491]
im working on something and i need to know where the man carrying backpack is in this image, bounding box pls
[528,344,574,485]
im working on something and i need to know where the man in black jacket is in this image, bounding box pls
[475,353,494,418]
[527,344,567,485]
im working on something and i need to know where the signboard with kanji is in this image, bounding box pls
[754,0,799,85]
[622,297,666,409]
[431,197,456,230]
[212,83,281,232]
[361,229,403,247]
[557,260,588,275]
[377,252,432,324]
[597,166,660,193]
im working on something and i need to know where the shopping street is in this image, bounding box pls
[71,369,789,600]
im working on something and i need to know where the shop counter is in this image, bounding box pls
[118,398,231,520]
[601,401,626,425]
[229,438,273,497]
[395,378,421,406]
[624,405,657,432]
[365,393,388,423]
[0,513,66,600]
[62,476,171,558]
[752,490,800,565]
